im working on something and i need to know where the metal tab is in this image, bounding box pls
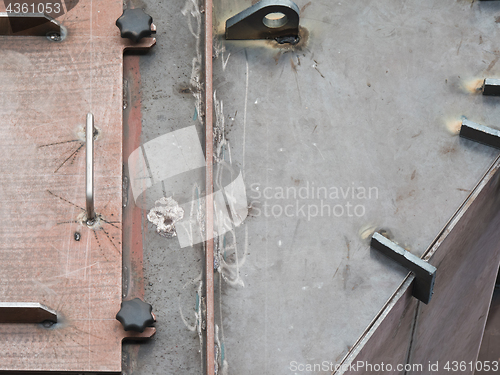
[460,119,500,149]
[0,302,57,324]
[371,232,437,304]
[482,78,500,96]
[0,12,64,38]
[225,0,300,40]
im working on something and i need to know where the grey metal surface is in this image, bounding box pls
[131,0,206,373]
[135,0,500,373]
[211,0,500,373]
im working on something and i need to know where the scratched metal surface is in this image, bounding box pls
[136,0,500,374]
[0,0,154,371]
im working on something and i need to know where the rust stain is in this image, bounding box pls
[486,55,500,72]
[301,1,312,13]
[411,130,422,138]
[290,56,297,72]
[345,237,350,259]
[441,145,457,155]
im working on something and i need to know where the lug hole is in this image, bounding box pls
[263,12,288,28]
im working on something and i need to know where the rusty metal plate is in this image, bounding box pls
[0,0,154,372]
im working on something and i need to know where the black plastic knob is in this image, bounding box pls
[116,8,153,43]
[116,298,155,333]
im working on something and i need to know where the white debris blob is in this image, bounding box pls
[147,197,184,238]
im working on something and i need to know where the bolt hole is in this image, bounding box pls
[263,12,288,29]
[74,232,81,241]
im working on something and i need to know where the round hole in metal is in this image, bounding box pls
[263,12,288,28]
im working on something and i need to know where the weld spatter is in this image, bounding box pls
[148,197,184,238]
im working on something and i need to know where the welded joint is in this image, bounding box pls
[371,232,437,304]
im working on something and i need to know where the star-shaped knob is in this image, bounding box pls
[116,298,155,333]
[116,8,153,43]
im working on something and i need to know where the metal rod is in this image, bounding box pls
[204,0,215,372]
[86,113,95,224]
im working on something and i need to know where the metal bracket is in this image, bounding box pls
[225,0,300,41]
[0,12,65,39]
[460,118,500,149]
[0,302,57,324]
[371,232,437,304]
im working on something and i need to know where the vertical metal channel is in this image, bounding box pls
[204,0,215,373]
